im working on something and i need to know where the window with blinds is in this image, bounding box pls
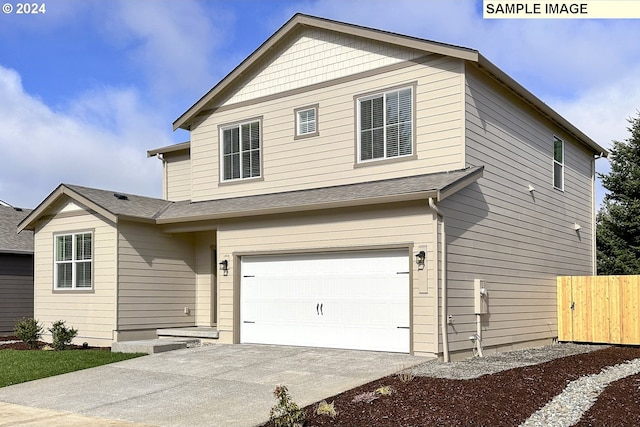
[358,87,413,162]
[221,119,261,181]
[295,105,318,138]
[54,232,92,289]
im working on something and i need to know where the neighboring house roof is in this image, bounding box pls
[18,166,483,231]
[0,205,33,254]
[172,13,607,156]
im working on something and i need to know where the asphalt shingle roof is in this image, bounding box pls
[64,185,172,220]
[0,205,33,253]
[157,166,483,221]
[21,167,482,230]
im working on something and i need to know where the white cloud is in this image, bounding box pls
[0,65,169,208]
[102,0,231,99]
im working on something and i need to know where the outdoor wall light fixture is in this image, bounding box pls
[219,259,229,275]
[415,250,426,267]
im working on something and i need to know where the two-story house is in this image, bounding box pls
[18,14,606,359]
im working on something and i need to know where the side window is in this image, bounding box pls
[220,119,262,182]
[553,136,564,190]
[294,105,319,139]
[55,232,92,289]
[357,86,413,163]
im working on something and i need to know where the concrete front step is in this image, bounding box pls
[156,327,219,340]
[111,338,199,354]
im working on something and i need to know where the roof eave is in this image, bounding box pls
[147,141,191,158]
[0,248,34,255]
[157,190,440,226]
[437,166,485,201]
[475,55,608,156]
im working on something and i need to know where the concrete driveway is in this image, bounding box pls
[0,344,425,427]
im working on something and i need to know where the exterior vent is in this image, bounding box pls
[114,193,129,201]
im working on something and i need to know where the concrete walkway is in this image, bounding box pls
[0,344,425,427]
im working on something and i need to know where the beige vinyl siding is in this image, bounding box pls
[215,201,438,356]
[223,28,423,106]
[0,253,33,333]
[33,206,116,346]
[190,54,465,202]
[117,221,196,331]
[164,150,191,202]
[195,231,216,326]
[442,65,594,354]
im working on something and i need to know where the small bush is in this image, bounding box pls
[269,385,305,427]
[14,318,43,349]
[48,320,78,351]
[375,385,394,396]
[397,368,416,383]
[316,400,337,418]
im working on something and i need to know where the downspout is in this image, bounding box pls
[429,197,449,362]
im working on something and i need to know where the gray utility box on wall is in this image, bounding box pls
[474,279,488,315]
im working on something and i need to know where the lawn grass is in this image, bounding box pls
[0,349,146,387]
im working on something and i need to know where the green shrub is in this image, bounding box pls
[14,318,43,349]
[269,385,305,427]
[316,400,337,418]
[48,320,78,350]
[375,385,394,396]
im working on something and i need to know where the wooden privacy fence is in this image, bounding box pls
[558,275,640,345]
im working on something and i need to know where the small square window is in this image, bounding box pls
[294,105,319,139]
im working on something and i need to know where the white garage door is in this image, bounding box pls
[240,249,410,353]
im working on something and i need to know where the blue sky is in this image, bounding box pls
[1,0,639,209]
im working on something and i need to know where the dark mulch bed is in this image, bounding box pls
[262,346,640,427]
[574,371,640,427]
[0,335,109,351]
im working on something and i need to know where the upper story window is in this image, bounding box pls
[553,136,564,190]
[357,86,413,163]
[55,231,92,289]
[220,119,261,182]
[295,105,318,139]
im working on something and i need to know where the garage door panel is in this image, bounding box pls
[241,250,410,353]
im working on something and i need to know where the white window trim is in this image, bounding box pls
[356,85,414,164]
[219,117,263,183]
[553,135,564,191]
[294,104,319,139]
[54,231,93,290]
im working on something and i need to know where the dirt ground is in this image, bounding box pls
[261,346,640,427]
[0,335,108,350]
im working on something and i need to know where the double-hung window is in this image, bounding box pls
[55,232,92,289]
[553,136,564,190]
[221,119,261,181]
[358,86,413,162]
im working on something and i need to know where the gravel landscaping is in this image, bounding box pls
[263,343,640,427]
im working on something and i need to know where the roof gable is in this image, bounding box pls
[173,13,477,131]
[220,26,425,108]
[18,185,171,232]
